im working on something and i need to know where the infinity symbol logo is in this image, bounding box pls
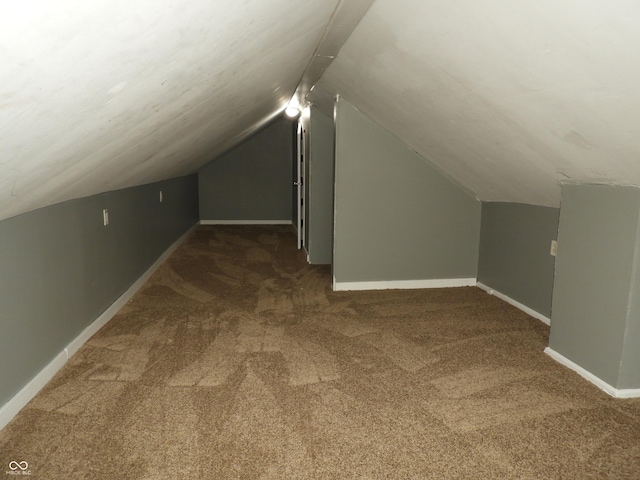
[8,461,28,471]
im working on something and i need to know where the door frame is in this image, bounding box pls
[295,120,306,250]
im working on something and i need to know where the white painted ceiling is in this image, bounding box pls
[0,0,342,221]
[2,0,640,220]
[317,0,640,207]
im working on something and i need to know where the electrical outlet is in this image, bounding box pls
[103,209,109,226]
[159,190,163,203]
[550,240,557,256]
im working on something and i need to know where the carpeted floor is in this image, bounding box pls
[1,225,639,479]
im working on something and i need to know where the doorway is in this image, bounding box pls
[295,120,306,250]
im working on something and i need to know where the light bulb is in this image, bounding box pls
[285,106,300,118]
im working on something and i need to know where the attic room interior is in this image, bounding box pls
[1,0,640,477]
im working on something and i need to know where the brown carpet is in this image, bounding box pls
[2,225,639,479]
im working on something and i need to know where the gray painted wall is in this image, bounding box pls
[307,106,335,265]
[550,184,640,389]
[478,202,559,318]
[621,244,640,388]
[198,115,295,222]
[333,98,481,284]
[0,175,199,407]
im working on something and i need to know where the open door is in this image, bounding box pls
[295,120,306,250]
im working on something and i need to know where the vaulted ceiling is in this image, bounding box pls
[0,0,344,221]
[1,0,639,221]
[317,0,640,207]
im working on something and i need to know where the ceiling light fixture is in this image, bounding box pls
[285,105,300,118]
[284,97,301,118]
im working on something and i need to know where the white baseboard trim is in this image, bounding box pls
[67,223,198,357]
[200,220,293,225]
[0,224,198,432]
[476,282,551,326]
[0,351,67,432]
[333,278,477,292]
[544,347,640,398]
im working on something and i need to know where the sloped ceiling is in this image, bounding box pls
[3,1,640,221]
[316,0,640,207]
[0,0,341,221]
